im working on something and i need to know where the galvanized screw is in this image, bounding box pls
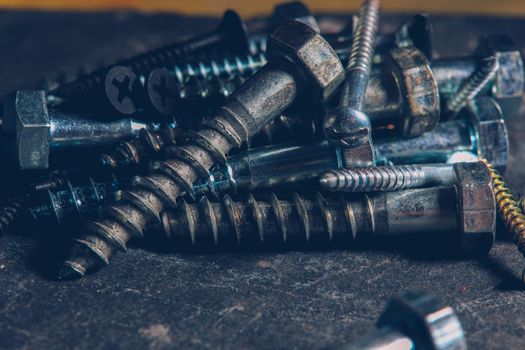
[162,162,495,255]
[446,56,499,117]
[146,69,247,116]
[319,164,459,192]
[47,10,249,111]
[323,0,380,147]
[100,124,179,171]
[2,90,158,170]
[59,21,345,279]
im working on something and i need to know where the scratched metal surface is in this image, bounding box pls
[0,11,525,350]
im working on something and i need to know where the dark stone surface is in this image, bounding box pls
[0,10,525,350]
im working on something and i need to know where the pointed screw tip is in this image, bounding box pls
[319,172,338,190]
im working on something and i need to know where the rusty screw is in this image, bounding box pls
[59,21,345,278]
[323,0,380,147]
[162,162,495,255]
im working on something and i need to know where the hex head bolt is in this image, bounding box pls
[162,162,495,256]
[58,21,345,279]
[2,90,155,170]
[446,56,499,118]
[47,10,249,113]
[376,96,508,172]
[329,290,467,350]
[323,0,380,147]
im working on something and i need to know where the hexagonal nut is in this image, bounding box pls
[466,96,508,173]
[2,90,51,169]
[386,46,440,138]
[453,162,496,255]
[476,34,524,117]
[266,20,344,102]
[377,290,467,350]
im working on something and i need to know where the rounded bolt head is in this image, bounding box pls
[147,68,178,116]
[267,20,345,102]
[218,10,250,54]
[105,65,141,115]
[377,290,467,350]
[323,106,372,147]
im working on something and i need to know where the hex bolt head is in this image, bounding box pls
[2,90,51,169]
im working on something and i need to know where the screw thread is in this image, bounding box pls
[162,192,375,247]
[447,56,499,115]
[100,126,178,170]
[28,173,122,225]
[347,0,380,73]
[320,165,426,192]
[481,159,525,259]
[60,110,246,278]
[0,197,25,234]
[176,75,246,101]
[171,52,267,83]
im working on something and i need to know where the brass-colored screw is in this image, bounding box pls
[480,158,525,282]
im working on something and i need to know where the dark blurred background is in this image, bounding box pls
[0,0,524,17]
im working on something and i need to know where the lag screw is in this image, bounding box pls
[100,124,179,171]
[59,21,345,279]
[446,56,499,117]
[323,0,380,147]
[162,162,495,255]
[320,163,460,192]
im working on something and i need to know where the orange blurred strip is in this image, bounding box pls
[0,0,524,17]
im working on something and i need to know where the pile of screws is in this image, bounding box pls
[1,1,525,296]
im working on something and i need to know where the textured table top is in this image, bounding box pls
[1,10,525,350]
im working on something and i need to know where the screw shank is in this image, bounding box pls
[376,120,473,164]
[376,187,458,235]
[225,65,297,138]
[48,111,146,149]
[164,186,463,249]
[341,69,370,110]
